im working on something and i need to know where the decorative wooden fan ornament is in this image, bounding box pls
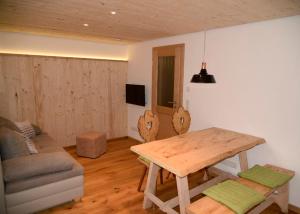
[172,106,191,134]
[137,110,159,142]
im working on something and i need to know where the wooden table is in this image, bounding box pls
[131,127,265,214]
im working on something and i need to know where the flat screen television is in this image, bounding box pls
[126,84,145,106]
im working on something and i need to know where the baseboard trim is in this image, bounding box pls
[64,136,136,150]
[290,204,300,214]
[127,136,142,144]
[64,145,75,150]
[107,136,128,142]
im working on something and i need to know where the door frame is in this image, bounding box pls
[151,44,185,115]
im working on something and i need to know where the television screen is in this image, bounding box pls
[126,84,145,106]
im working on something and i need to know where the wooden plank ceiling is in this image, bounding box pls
[0,0,300,44]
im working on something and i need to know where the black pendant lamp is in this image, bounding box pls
[191,62,216,83]
[191,31,216,83]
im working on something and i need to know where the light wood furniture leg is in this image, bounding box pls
[159,169,164,184]
[273,183,289,213]
[166,172,172,179]
[166,172,176,180]
[239,151,249,172]
[247,197,274,214]
[176,176,190,214]
[143,162,161,209]
[138,166,148,192]
[203,168,209,181]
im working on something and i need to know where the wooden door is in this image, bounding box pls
[152,44,184,139]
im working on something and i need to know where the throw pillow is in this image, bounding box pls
[23,136,38,154]
[14,120,36,139]
[31,124,42,135]
[0,127,31,160]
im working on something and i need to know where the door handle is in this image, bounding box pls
[168,101,177,108]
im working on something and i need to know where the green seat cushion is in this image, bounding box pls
[203,180,265,214]
[138,156,150,165]
[238,165,292,188]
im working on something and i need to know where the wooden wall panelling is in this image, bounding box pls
[0,55,8,117]
[91,60,110,137]
[0,56,4,116]
[32,60,43,128]
[0,55,35,122]
[0,54,128,147]
[62,58,78,146]
[109,61,128,138]
[20,56,37,123]
[0,55,18,120]
[33,57,63,144]
[0,56,8,118]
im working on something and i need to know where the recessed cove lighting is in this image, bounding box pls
[110,11,116,15]
[83,23,89,27]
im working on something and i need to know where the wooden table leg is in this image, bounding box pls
[176,176,190,214]
[239,151,249,172]
[138,165,148,192]
[274,183,289,213]
[143,162,161,209]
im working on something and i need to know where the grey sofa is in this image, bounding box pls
[0,117,84,214]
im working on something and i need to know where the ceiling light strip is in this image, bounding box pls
[0,51,128,61]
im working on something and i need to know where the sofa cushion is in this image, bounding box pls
[14,120,36,139]
[0,154,6,213]
[24,137,39,154]
[4,153,83,194]
[31,124,42,135]
[0,127,30,160]
[32,134,60,151]
[3,151,74,182]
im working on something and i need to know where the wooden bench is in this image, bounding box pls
[187,165,295,214]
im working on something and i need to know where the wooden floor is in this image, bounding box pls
[40,138,296,214]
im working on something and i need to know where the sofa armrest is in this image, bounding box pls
[0,155,7,214]
[3,152,74,182]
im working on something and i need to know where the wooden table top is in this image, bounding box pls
[131,127,265,177]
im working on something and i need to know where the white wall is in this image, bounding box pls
[0,31,128,60]
[127,16,300,206]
